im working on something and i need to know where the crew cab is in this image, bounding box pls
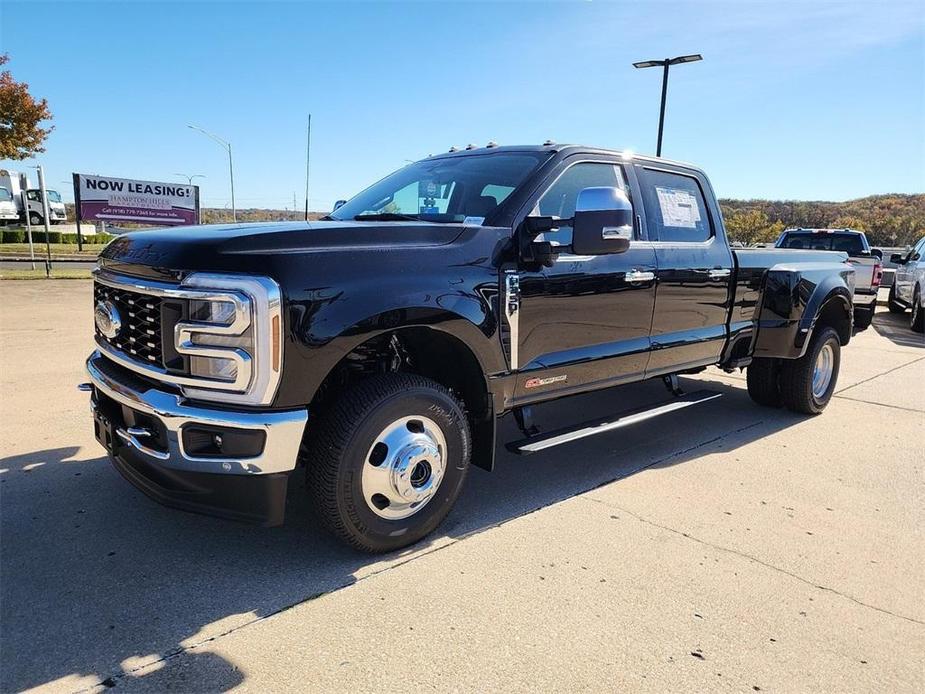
[888,236,925,333]
[83,144,860,552]
[775,228,881,329]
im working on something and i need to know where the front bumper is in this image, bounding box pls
[85,351,307,526]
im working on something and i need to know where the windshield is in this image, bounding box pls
[0,187,11,202]
[330,153,546,223]
[27,189,63,203]
[778,231,865,255]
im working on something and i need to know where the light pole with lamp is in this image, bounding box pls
[174,173,205,224]
[632,54,702,157]
[173,172,205,186]
[187,125,236,222]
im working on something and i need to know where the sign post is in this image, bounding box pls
[72,172,83,251]
[22,190,35,270]
[73,173,200,227]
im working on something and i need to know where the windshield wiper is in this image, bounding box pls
[353,213,419,222]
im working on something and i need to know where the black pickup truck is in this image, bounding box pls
[84,144,861,552]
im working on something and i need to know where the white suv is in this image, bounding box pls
[888,236,925,333]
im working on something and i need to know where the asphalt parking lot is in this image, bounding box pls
[1,280,923,693]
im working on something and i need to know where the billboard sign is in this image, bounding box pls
[74,173,199,226]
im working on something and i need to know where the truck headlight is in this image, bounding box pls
[175,274,283,406]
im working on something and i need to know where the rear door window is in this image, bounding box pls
[638,168,712,243]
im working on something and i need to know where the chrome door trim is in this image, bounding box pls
[503,270,520,371]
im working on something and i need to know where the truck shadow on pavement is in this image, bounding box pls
[1,374,806,692]
[871,311,924,349]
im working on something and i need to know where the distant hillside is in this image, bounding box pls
[66,194,925,247]
[719,194,925,246]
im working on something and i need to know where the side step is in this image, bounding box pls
[508,389,722,455]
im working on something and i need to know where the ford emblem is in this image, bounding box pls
[94,300,122,339]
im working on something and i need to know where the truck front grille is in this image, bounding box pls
[94,282,164,366]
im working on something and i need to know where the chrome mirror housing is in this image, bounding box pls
[571,186,633,255]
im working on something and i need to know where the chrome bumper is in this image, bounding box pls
[85,351,307,475]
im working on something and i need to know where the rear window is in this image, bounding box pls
[638,168,712,243]
[778,232,865,255]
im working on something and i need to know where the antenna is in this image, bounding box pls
[304,114,311,221]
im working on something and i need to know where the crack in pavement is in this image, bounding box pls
[835,355,925,395]
[833,394,925,413]
[581,495,925,628]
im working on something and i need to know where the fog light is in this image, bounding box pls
[182,426,266,458]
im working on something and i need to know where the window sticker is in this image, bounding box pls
[655,186,701,229]
[463,216,485,226]
[418,180,441,198]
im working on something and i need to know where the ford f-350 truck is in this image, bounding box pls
[83,144,861,552]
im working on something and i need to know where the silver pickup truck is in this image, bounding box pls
[775,228,882,329]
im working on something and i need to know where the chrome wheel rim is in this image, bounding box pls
[361,415,447,520]
[812,343,835,398]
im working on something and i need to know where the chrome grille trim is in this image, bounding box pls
[92,269,283,406]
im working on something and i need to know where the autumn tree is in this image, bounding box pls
[0,54,53,160]
[724,209,783,245]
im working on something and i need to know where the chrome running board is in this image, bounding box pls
[509,390,722,454]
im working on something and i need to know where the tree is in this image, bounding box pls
[724,209,783,245]
[0,54,54,160]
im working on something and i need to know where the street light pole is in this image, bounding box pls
[187,125,236,223]
[632,54,702,157]
[173,173,205,186]
[34,165,52,274]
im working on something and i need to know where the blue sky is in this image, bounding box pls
[2,0,923,210]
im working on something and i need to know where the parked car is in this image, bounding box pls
[888,236,925,333]
[775,228,881,330]
[82,144,861,552]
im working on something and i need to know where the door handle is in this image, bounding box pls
[707,268,731,280]
[625,269,655,283]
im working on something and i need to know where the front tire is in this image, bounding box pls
[911,287,924,333]
[305,373,471,553]
[746,358,781,407]
[779,326,841,415]
[887,284,906,314]
[28,212,42,226]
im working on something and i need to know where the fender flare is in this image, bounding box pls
[797,282,852,355]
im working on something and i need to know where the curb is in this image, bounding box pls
[0,255,97,263]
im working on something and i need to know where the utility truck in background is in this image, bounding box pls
[0,169,68,225]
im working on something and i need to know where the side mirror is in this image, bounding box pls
[333,199,347,211]
[870,248,883,260]
[571,187,632,255]
[890,253,905,264]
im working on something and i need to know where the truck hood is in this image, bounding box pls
[100,220,467,271]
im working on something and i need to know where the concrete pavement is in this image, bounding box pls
[1,280,922,693]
